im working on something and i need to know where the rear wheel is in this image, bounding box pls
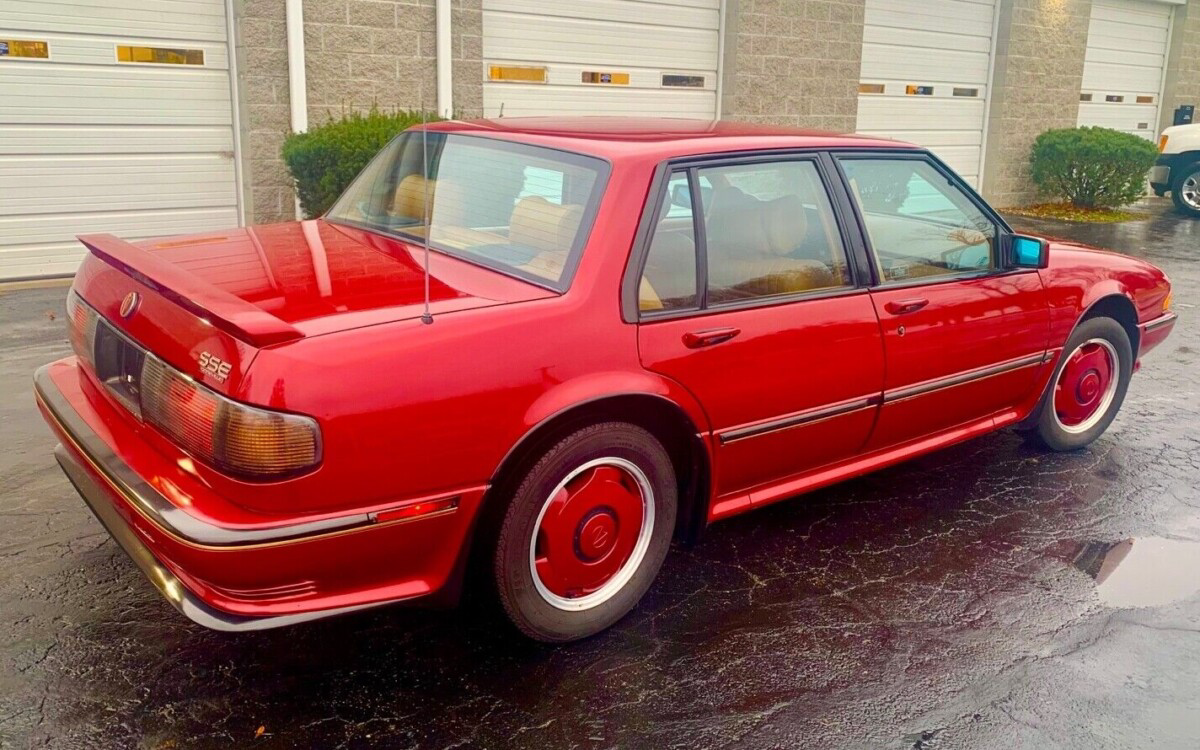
[1030,316,1132,451]
[492,422,676,642]
[1171,162,1200,218]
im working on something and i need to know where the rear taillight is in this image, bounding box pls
[66,291,321,480]
[141,355,321,480]
[66,291,98,369]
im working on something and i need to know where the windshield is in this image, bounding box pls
[327,132,609,290]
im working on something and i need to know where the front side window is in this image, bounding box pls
[327,132,607,289]
[839,158,996,283]
[698,160,852,305]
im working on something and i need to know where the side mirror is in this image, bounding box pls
[1009,234,1049,269]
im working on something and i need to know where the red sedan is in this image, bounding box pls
[36,119,1176,642]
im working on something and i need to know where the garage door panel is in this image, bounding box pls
[0,244,88,279]
[484,0,718,30]
[0,65,233,125]
[0,156,237,215]
[865,0,995,36]
[1078,103,1159,137]
[5,0,227,43]
[858,97,987,132]
[0,125,233,155]
[484,13,717,70]
[485,84,717,117]
[1082,64,1164,95]
[0,208,240,248]
[0,30,230,68]
[861,45,990,84]
[862,26,991,55]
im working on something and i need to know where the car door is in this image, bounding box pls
[632,155,885,507]
[835,154,1050,451]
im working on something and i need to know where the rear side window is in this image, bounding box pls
[638,159,852,314]
[839,158,996,283]
[698,160,851,305]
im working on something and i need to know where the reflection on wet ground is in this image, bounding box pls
[1070,535,1200,608]
[1,200,1198,748]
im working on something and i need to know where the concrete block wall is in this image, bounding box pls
[233,0,482,224]
[980,0,1092,208]
[1162,0,1200,132]
[720,0,866,133]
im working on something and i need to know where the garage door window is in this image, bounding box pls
[839,158,995,283]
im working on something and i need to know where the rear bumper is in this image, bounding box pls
[36,359,487,631]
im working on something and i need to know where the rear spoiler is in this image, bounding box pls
[78,234,303,348]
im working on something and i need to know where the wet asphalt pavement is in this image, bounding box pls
[2,200,1198,749]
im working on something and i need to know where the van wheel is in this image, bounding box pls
[1030,317,1132,451]
[492,422,676,642]
[1172,162,1200,218]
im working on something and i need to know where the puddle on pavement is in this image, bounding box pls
[1071,536,1200,608]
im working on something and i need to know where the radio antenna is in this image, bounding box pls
[419,106,433,325]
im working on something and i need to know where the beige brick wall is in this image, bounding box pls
[720,0,865,133]
[233,0,482,224]
[1162,0,1200,132]
[980,0,1092,207]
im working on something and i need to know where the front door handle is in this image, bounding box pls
[884,298,929,315]
[682,327,741,349]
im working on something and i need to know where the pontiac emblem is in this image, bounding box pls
[119,292,140,319]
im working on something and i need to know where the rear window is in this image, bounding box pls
[327,132,608,290]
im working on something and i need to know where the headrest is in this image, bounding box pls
[704,187,764,260]
[509,196,583,253]
[761,195,808,256]
[392,174,435,220]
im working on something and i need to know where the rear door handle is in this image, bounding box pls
[682,327,741,349]
[884,298,929,315]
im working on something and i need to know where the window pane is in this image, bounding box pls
[327,133,605,289]
[840,159,996,283]
[640,172,697,312]
[698,161,851,305]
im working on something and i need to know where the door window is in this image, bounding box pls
[839,158,996,283]
[697,160,851,305]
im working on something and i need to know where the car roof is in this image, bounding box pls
[425,117,918,160]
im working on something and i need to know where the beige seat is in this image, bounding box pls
[509,196,584,281]
[392,174,436,221]
[706,189,841,301]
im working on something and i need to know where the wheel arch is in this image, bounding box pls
[483,391,713,547]
[1080,292,1140,356]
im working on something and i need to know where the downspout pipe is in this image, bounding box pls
[436,0,453,118]
[285,0,308,218]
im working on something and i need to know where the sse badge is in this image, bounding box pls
[198,352,232,382]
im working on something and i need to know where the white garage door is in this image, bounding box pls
[481,0,720,119]
[0,0,241,280]
[1077,0,1175,140]
[855,0,999,187]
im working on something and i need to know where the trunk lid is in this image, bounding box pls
[70,219,555,396]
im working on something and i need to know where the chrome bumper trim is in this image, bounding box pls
[35,364,371,547]
[1142,312,1178,333]
[55,444,387,632]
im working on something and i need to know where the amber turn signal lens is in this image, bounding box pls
[1163,291,1172,312]
[1159,135,1169,153]
[140,355,321,479]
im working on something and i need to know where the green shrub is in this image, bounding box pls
[282,109,440,218]
[1029,127,1159,208]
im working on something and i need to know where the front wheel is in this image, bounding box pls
[492,422,677,642]
[1171,162,1200,218]
[1030,316,1133,451]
